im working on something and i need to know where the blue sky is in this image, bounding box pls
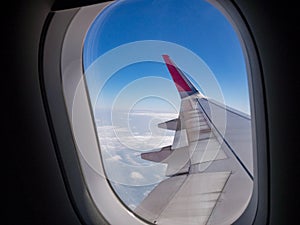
[83,0,250,114]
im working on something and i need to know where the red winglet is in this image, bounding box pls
[162,55,192,92]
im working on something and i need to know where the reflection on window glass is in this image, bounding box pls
[83,0,254,224]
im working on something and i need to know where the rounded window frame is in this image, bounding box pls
[41,0,268,224]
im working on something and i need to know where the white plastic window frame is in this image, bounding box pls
[41,1,268,224]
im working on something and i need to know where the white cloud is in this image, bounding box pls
[97,124,175,152]
[130,171,144,180]
[106,155,122,162]
[154,174,163,179]
[143,190,151,197]
[130,111,178,119]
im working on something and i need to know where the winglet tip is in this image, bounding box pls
[162,54,170,61]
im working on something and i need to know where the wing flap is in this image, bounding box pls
[135,172,231,225]
[188,139,227,164]
[134,175,187,222]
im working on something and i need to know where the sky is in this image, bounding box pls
[83,0,251,114]
[82,0,252,212]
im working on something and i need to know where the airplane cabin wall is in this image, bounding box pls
[234,1,299,224]
[4,1,82,224]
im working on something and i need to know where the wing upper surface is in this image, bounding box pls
[135,55,253,225]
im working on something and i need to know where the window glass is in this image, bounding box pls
[83,0,253,224]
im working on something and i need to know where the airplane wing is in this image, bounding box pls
[134,55,253,225]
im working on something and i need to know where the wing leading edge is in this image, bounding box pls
[135,55,253,225]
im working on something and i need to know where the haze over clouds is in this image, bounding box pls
[96,110,173,209]
[131,171,144,180]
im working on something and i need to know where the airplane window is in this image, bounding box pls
[82,0,254,224]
